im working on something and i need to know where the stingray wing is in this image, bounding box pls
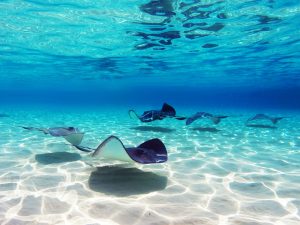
[210,117,221,124]
[161,103,176,116]
[92,136,133,162]
[125,138,167,164]
[63,133,84,146]
[210,115,228,124]
[140,110,161,122]
[48,127,77,137]
[186,112,204,125]
[92,136,168,164]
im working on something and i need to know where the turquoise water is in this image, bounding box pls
[1,0,300,225]
[1,0,300,88]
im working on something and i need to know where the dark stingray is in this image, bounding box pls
[0,113,9,117]
[129,103,186,123]
[21,126,84,145]
[246,114,286,125]
[74,135,168,164]
[130,126,175,133]
[246,124,277,129]
[186,112,228,125]
[89,166,167,196]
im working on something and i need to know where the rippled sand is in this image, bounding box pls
[0,107,299,225]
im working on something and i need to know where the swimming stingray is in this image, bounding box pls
[186,112,228,125]
[73,135,168,164]
[129,103,186,122]
[21,126,84,146]
[246,114,285,125]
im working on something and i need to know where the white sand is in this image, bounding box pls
[0,107,299,225]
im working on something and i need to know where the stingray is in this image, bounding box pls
[73,135,168,164]
[186,112,228,125]
[21,126,84,146]
[129,103,186,122]
[0,113,9,117]
[246,114,286,125]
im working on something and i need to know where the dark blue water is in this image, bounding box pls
[0,0,299,110]
[0,85,300,110]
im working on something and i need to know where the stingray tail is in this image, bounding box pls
[73,145,95,153]
[128,110,140,120]
[162,115,186,120]
[21,126,49,134]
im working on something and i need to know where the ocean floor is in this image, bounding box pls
[0,106,300,225]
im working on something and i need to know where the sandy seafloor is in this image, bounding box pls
[0,106,300,225]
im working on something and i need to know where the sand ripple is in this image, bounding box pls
[0,109,299,224]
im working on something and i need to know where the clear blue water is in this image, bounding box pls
[1,0,300,98]
[0,1,300,225]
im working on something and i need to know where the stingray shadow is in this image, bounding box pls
[88,166,168,196]
[35,152,82,164]
[192,127,221,133]
[131,126,175,133]
[246,124,277,129]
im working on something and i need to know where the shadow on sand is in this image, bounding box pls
[89,166,167,196]
[246,124,277,129]
[192,127,221,133]
[35,152,82,164]
[131,126,175,133]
